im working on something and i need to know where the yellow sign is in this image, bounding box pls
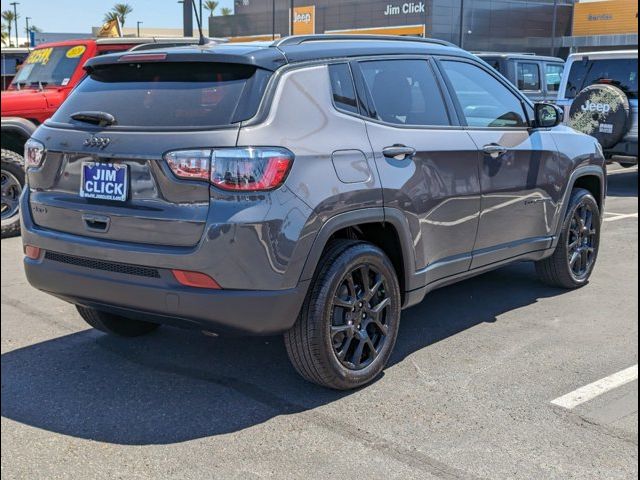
[573,0,638,36]
[292,6,315,35]
[66,45,86,59]
[26,48,53,65]
[97,19,122,38]
[327,25,426,37]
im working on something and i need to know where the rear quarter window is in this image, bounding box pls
[52,62,271,128]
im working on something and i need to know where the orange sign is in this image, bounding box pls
[292,5,315,35]
[573,0,638,36]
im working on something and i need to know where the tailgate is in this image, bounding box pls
[28,127,239,247]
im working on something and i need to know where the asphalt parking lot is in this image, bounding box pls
[1,166,637,480]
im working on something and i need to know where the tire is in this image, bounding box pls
[76,305,160,337]
[284,240,401,390]
[1,149,25,239]
[568,84,631,149]
[536,188,601,289]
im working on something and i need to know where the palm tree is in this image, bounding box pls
[221,7,232,16]
[1,23,9,46]
[103,11,119,24]
[204,1,219,17]
[104,3,133,27]
[1,10,17,46]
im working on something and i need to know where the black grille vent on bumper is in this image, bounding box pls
[44,251,161,279]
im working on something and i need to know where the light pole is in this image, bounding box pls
[137,21,143,37]
[272,0,276,40]
[458,0,464,48]
[10,2,19,47]
[551,0,558,57]
[25,16,31,46]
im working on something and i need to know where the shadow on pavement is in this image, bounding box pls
[2,263,565,445]
[607,169,638,198]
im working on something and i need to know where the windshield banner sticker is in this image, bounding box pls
[26,48,53,65]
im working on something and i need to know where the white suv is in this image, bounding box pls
[557,50,638,166]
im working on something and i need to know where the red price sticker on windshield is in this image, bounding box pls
[26,48,53,65]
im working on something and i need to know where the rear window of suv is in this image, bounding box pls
[565,58,638,99]
[52,62,271,128]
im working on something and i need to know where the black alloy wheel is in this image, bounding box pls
[284,240,401,390]
[567,201,598,281]
[536,188,601,289]
[330,264,391,370]
[1,168,22,222]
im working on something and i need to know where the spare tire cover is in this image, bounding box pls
[568,84,631,149]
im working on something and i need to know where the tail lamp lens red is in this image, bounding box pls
[172,269,221,289]
[164,147,294,192]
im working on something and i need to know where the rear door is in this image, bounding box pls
[355,58,481,283]
[438,58,560,268]
[28,60,271,247]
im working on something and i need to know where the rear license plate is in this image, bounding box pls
[80,162,128,201]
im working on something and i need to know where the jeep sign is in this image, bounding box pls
[581,100,612,114]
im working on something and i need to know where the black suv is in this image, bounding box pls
[22,36,606,389]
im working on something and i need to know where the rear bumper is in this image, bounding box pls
[20,188,310,335]
[605,140,638,160]
[24,253,308,335]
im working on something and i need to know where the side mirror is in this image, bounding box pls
[534,103,563,128]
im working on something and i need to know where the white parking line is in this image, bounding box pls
[551,365,638,410]
[604,212,639,222]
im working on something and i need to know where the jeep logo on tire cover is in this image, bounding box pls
[84,136,111,149]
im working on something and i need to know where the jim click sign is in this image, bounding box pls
[384,2,426,16]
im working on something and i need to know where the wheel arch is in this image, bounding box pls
[299,208,416,302]
[1,117,38,157]
[551,166,606,248]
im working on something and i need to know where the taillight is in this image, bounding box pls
[165,150,212,181]
[24,138,45,169]
[211,148,293,192]
[24,245,41,259]
[164,147,294,192]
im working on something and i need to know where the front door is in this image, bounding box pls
[355,58,481,286]
[439,59,561,269]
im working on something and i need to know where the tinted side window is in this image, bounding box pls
[328,64,359,115]
[441,61,528,128]
[545,64,564,92]
[359,59,450,127]
[517,62,541,90]
[566,58,638,99]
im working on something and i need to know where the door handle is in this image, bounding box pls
[482,144,508,159]
[383,145,416,160]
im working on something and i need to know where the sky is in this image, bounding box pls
[0,0,235,33]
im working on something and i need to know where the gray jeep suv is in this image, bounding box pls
[22,36,606,390]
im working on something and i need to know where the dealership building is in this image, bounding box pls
[209,0,638,56]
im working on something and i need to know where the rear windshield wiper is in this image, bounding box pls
[70,111,117,127]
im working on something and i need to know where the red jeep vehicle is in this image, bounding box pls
[1,37,200,237]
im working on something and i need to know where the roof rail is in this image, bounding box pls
[272,34,456,48]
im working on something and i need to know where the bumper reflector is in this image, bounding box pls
[172,270,221,289]
[24,245,42,260]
